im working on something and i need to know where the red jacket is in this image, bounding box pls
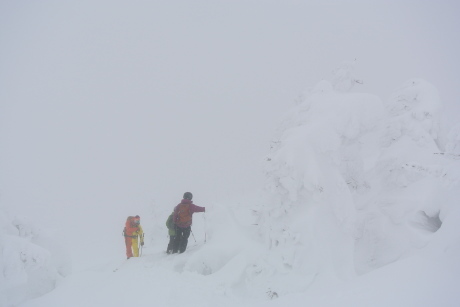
[173,199,205,228]
[124,216,142,237]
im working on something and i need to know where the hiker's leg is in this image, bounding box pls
[167,236,175,253]
[132,237,139,257]
[179,227,191,253]
[173,228,183,253]
[125,237,133,259]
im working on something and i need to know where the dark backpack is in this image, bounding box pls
[176,203,192,227]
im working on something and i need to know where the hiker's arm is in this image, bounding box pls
[191,204,205,213]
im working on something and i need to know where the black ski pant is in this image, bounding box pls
[173,226,191,254]
[166,236,175,254]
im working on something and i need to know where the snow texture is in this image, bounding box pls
[2,75,459,307]
[0,211,71,306]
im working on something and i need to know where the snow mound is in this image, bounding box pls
[257,77,460,299]
[0,210,71,306]
[261,81,385,287]
[14,76,460,307]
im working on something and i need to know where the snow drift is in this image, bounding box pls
[252,75,459,300]
[6,73,460,306]
[0,210,71,306]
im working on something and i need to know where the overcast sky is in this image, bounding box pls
[1,1,459,248]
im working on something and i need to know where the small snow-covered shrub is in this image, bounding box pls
[0,210,71,306]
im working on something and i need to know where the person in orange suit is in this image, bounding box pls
[123,215,144,259]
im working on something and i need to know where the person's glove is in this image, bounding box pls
[141,242,144,246]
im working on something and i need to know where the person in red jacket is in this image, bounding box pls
[172,192,205,253]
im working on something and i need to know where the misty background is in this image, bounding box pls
[1,0,459,269]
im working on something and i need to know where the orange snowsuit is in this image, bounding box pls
[123,216,144,258]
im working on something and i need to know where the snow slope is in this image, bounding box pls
[17,195,460,307]
[4,75,460,306]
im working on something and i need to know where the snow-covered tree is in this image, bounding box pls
[352,78,456,273]
[252,74,457,297]
[252,78,384,296]
[331,60,363,92]
[445,124,460,156]
[0,209,71,306]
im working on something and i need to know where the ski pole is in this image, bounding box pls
[203,213,207,243]
[140,233,144,257]
[190,229,197,243]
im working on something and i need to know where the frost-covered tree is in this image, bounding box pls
[252,77,384,296]
[331,60,363,92]
[353,78,455,273]
[252,73,458,298]
[445,124,460,156]
[0,209,71,306]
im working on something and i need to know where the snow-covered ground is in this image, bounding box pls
[2,73,460,306]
